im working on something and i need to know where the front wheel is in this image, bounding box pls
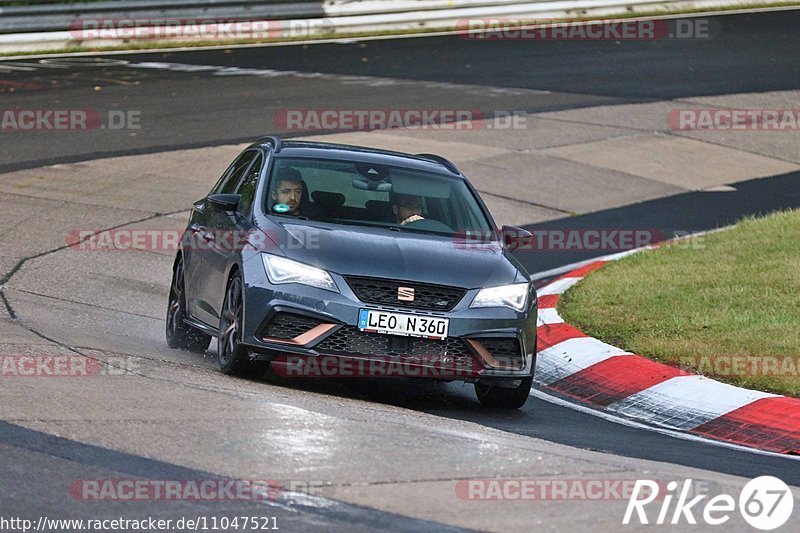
[475,376,533,409]
[218,272,253,375]
[166,255,212,353]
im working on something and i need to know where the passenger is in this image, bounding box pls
[391,193,425,225]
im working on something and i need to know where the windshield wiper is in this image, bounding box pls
[326,219,388,230]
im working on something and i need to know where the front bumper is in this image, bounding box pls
[239,256,537,381]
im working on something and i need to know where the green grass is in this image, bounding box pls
[559,209,800,397]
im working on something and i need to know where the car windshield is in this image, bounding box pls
[263,156,493,236]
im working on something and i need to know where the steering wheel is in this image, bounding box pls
[403,218,453,232]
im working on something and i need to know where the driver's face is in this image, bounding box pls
[272,180,303,214]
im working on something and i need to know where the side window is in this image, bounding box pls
[210,162,235,194]
[236,152,264,217]
[213,151,257,195]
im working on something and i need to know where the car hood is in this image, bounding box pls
[260,221,523,289]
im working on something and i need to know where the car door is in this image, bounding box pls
[204,150,264,325]
[185,150,258,327]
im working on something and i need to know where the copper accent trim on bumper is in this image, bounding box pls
[465,339,524,370]
[262,323,337,346]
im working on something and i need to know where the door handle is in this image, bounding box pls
[190,225,215,243]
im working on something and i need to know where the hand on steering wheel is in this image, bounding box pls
[400,214,425,225]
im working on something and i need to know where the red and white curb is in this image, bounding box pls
[533,250,800,455]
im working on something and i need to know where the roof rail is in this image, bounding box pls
[415,153,459,174]
[260,135,282,153]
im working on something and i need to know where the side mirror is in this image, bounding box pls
[208,193,240,212]
[501,225,532,251]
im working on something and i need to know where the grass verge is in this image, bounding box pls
[559,209,800,397]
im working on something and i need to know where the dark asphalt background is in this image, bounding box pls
[2,9,799,174]
[0,421,470,532]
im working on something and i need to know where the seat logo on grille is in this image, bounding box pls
[397,287,415,302]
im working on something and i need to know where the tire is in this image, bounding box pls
[166,255,212,353]
[474,376,533,409]
[217,271,253,375]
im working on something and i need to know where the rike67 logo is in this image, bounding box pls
[624,476,794,530]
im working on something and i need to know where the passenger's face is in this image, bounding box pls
[272,180,303,214]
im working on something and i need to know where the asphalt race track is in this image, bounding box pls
[3,10,800,173]
[1,8,800,531]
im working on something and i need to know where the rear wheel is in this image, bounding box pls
[475,376,533,409]
[166,255,212,353]
[218,272,253,375]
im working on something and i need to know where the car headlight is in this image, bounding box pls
[470,283,530,312]
[262,254,339,293]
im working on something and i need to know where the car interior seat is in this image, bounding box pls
[311,191,345,218]
[365,200,394,222]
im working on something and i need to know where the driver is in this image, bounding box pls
[271,167,304,216]
[392,193,425,225]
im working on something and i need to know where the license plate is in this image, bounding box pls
[358,309,449,340]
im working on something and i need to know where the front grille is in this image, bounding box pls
[316,327,476,368]
[262,313,323,340]
[345,276,466,311]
